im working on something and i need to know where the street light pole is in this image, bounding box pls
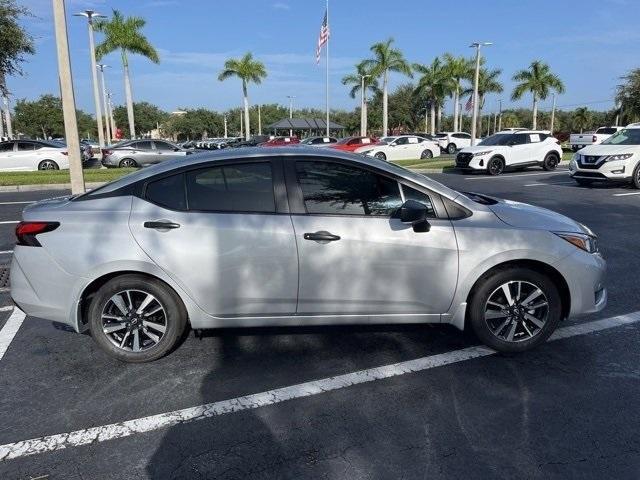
[224,115,228,138]
[550,92,557,133]
[2,96,12,139]
[53,0,85,194]
[74,10,106,147]
[258,105,262,135]
[358,74,371,136]
[107,92,116,139]
[287,95,295,137]
[97,64,111,143]
[498,99,502,132]
[469,42,492,146]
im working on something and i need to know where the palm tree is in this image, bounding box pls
[361,38,412,136]
[414,58,450,135]
[95,10,159,139]
[218,53,267,141]
[442,54,473,132]
[341,62,379,135]
[463,67,503,135]
[572,107,592,133]
[616,69,640,123]
[511,60,565,130]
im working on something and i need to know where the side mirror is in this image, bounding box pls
[399,200,431,232]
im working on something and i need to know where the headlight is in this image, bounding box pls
[603,153,633,162]
[472,150,492,157]
[554,232,598,253]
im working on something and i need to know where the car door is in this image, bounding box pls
[14,141,39,170]
[0,141,18,171]
[507,133,532,165]
[286,158,458,317]
[129,159,298,317]
[453,133,471,148]
[388,137,410,160]
[153,140,183,161]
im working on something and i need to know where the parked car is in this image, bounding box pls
[101,139,190,168]
[329,136,379,152]
[11,147,606,362]
[0,139,70,171]
[355,135,441,161]
[434,132,479,154]
[456,131,562,175]
[52,138,92,162]
[260,136,300,147]
[569,126,623,152]
[300,136,338,147]
[569,123,640,188]
[233,135,272,148]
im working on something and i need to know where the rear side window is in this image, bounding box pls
[186,163,275,213]
[0,142,14,152]
[597,127,617,135]
[17,142,36,151]
[154,141,175,151]
[146,173,186,210]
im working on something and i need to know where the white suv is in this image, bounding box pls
[456,131,562,175]
[569,124,640,188]
[434,132,477,154]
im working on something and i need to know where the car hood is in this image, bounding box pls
[484,195,592,234]
[576,144,638,155]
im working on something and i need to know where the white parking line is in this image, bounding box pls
[0,306,13,312]
[523,182,576,187]
[0,201,34,205]
[613,191,640,197]
[0,310,638,462]
[465,170,568,180]
[0,221,18,225]
[0,308,23,362]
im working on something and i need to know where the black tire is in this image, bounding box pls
[542,152,559,171]
[420,149,433,159]
[38,159,59,170]
[487,156,505,176]
[446,143,457,154]
[88,274,187,363]
[468,267,562,353]
[574,178,594,187]
[119,158,138,168]
[374,152,387,161]
[632,163,640,189]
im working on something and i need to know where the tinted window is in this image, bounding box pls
[479,134,513,146]
[0,142,13,152]
[401,185,436,218]
[186,163,275,213]
[395,137,409,145]
[154,141,176,151]
[453,133,470,139]
[132,141,153,150]
[596,127,618,135]
[17,142,36,151]
[146,173,186,210]
[511,134,528,145]
[295,161,402,216]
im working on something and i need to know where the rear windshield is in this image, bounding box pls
[596,127,618,135]
[601,129,640,145]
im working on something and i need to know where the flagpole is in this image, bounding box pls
[325,0,329,137]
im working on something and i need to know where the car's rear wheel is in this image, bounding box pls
[374,152,386,161]
[632,164,640,189]
[468,267,562,352]
[88,274,187,363]
[487,157,505,176]
[574,178,594,187]
[446,143,457,154]
[542,153,559,171]
[38,160,59,170]
[119,158,138,168]
[420,149,433,159]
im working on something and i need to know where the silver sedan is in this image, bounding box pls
[11,147,606,362]
[101,139,190,168]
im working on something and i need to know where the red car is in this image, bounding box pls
[329,136,379,152]
[259,136,300,147]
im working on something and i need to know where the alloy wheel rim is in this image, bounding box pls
[101,289,167,352]
[421,150,432,159]
[40,161,55,170]
[375,153,385,160]
[122,159,135,167]
[484,280,549,342]
[490,159,503,175]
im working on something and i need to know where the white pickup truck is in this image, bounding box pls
[570,126,623,152]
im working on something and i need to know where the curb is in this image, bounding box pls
[411,160,570,175]
[0,182,107,193]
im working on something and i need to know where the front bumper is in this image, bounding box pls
[569,156,635,182]
[555,249,607,318]
[456,153,488,170]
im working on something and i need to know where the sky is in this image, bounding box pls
[10,0,640,117]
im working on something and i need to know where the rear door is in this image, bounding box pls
[286,158,458,316]
[129,159,298,317]
[0,142,18,171]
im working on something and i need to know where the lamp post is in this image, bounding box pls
[224,115,228,138]
[74,10,106,147]
[358,74,371,136]
[498,99,503,132]
[107,92,116,139]
[469,42,492,146]
[550,92,557,133]
[258,105,262,135]
[287,95,295,137]
[96,64,111,143]
[2,96,12,139]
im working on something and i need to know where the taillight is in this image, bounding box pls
[102,149,113,156]
[15,221,60,247]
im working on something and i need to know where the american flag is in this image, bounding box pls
[465,95,474,112]
[315,10,329,64]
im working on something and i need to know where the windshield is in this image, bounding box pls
[478,133,514,146]
[601,129,640,145]
[335,137,356,145]
[380,137,396,144]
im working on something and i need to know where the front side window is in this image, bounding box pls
[511,134,528,145]
[154,141,175,151]
[186,162,275,213]
[395,137,409,145]
[295,161,402,216]
[401,185,436,218]
[17,142,36,151]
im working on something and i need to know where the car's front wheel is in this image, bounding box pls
[487,157,505,175]
[468,267,562,352]
[420,149,433,159]
[88,274,187,362]
[446,143,457,154]
[632,164,640,189]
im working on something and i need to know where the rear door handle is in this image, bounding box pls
[144,221,180,230]
[303,231,340,242]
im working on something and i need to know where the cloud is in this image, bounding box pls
[272,2,290,10]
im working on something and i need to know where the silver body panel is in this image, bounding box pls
[11,147,607,333]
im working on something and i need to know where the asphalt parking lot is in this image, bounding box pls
[0,167,639,479]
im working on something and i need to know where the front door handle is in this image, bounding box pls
[144,220,180,230]
[304,231,340,242]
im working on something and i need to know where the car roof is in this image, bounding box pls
[89,146,461,200]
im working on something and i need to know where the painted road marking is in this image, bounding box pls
[465,170,569,180]
[0,250,13,255]
[0,308,24,362]
[613,191,640,197]
[0,221,19,225]
[0,201,34,205]
[523,181,576,187]
[0,311,638,462]
[0,306,13,312]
